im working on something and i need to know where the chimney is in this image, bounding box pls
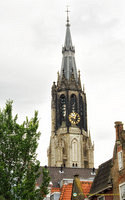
[114,121,123,141]
[74,174,79,178]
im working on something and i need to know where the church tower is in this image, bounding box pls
[47,13,94,168]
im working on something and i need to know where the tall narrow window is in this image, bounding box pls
[60,95,66,124]
[79,95,84,128]
[70,94,77,113]
[119,183,125,200]
[118,151,123,170]
[84,161,88,168]
[72,139,78,162]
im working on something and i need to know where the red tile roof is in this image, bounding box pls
[50,181,92,200]
[51,187,61,193]
[59,183,73,200]
[81,181,92,197]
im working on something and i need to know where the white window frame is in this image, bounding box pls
[118,151,123,171]
[119,182,125,200]
[97,195,105,200]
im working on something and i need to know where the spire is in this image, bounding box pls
[64,7,72,49]
[60,8,78,82]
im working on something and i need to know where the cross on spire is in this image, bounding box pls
[66,6,70,25]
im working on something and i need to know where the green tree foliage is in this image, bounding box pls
[0,101,50,200]
[0,196,6,200]
[40,167,51,200]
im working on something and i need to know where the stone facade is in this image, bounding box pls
[48,121,94,168]
[47,17,94,168]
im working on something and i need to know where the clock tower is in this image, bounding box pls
[47,14,94,168]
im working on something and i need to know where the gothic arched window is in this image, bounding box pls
[70,94,77,113]
[60,94,66,123]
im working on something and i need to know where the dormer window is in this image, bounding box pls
[118,151,123,171]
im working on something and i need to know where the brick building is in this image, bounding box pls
[89,121,125,200]
[112,122,125,200]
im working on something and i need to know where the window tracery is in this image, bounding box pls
[70,94,77,112]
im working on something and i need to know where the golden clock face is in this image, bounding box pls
[69,112,80,124]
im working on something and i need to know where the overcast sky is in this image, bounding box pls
[0,0,125,168]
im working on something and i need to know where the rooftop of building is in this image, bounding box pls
[37,166,96,188]
[89,158,113,196]
[51,181,92,200]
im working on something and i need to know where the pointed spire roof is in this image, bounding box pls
[60,10,78,82]
[64,10,73,49]
[64,24,73,50]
